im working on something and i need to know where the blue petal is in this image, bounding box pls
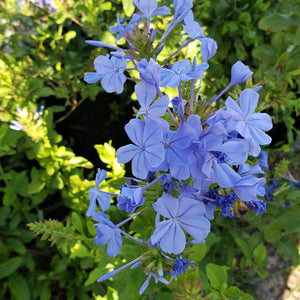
[135,81,156,109]
[152,194,179,218]
[150,219,173,244]
[116,144,140,163]
[84,72,102,83]
[160,222,186,254]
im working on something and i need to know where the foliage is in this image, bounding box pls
[0,0,299,299]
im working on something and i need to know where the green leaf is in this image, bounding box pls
[276,237,300,265]
[35,87,55,98]
[51,173,64,190]
[0,257,22,279]
[6,238,26,255]
[259,13,300,32]
[85,266,105,286]
[122,0,135,17]
[206,263,227,291]
[253,244,266,265]
[234,237,251,258]
[100,1,112,10]
[252,44,277,64]
[3,186,18,206]
[70,242,90,259]
[39,282,51,300]
[65,30,76,43]
[254,267,268,279]
[71,212,84,234]
[184,243,206,262]
[27,175,46,194]
[224,286,241,298]
[68,156,93,168]
[8,272,30,300]
[0,206,10,227]
[87,220,95,236]
[264,210,300,243]
[0,243,8,263]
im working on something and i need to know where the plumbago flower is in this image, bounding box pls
[82,0,273,295]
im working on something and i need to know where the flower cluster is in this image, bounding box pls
[83,0,272,294]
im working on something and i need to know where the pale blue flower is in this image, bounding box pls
[150,194,210,254]
[133,0,170,22]
[230,61,253,85]
[183,11,204,39]
[116,119,165,179]
[117,186,145,213]
[84,54,127,94]
[225,89,273,156]
[201,37,218,62]
[87,169,111,216]
[93,212,122,257]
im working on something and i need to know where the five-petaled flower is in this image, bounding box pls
[150,194,210,254]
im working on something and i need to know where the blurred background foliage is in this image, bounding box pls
[0,0,299,299]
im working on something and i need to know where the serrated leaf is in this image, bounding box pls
[0,257,22,279]
[206,263,227,291]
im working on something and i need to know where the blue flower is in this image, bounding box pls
[238,163,264,176]
[258,151,269,170]
[137,58,161,87]
[117,186,145,213]
[87,169,111,216]
[92,212,122,257]
[135,81,169,119]
[201,37,218,62]
[163,122,196,171]
[160,59,192,88]
[186,57,209,79]
[230,61,253,86]
[116,118,165,179]
[150,194,210,254]
[173,0,193,22]
[84,54,127,94]
[139,271,169,295]
[171,258,192,279]
[183,11,204,39]
[110,14,142,42]
[160,174,176,194]
[133,0,170,22]
[225,89,273,156]
[244,199,266,215]
[233,175,266,202]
